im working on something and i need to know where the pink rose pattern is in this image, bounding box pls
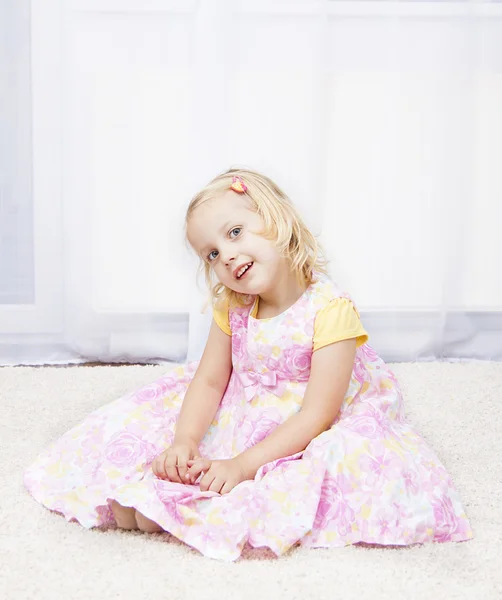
[24,273,473,560]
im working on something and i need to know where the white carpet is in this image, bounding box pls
[1,363,501,600]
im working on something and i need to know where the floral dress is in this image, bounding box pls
[23,274,473,561]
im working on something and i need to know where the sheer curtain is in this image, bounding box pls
[0,0,501,366]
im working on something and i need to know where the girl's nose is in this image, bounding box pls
[220,244,236,265]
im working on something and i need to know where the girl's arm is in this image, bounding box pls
[236,338,357,479]
[174,319,232,445]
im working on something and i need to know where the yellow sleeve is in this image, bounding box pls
[212,298,231,336]
[313,297,369,351]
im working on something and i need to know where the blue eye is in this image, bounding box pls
[229,227,241,238]
[207,250,219,262]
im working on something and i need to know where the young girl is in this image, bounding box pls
[24,167,473,561]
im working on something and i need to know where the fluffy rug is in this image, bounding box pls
[1,363,501,599]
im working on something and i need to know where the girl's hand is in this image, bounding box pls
[186,457,249,495]
[152,439,200,484]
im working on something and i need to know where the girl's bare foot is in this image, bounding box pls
[135,510,164,533]
[110,500,139,530]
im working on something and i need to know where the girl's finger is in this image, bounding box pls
[164,454,182,483]
[153,456,165,479]
[186,456,202,467]
[177,463,188,483]
[187,458,210,474]
[208,477,225,494]
[177,452,191,482]
[186,458,211,482]
[185,455,200,470]
[199,470,216,492]
[220,481,234,495]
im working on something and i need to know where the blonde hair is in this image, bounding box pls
[185,166,327,309]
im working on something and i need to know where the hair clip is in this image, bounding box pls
[230,176,248,193]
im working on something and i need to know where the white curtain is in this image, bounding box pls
[0,0,501,366]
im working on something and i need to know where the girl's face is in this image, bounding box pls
[187,191,286,296]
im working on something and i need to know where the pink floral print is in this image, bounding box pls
[23,273,473,561]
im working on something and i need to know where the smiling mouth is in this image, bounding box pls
[235,262,253,279]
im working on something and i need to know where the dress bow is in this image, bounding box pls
[239,370,286,401]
